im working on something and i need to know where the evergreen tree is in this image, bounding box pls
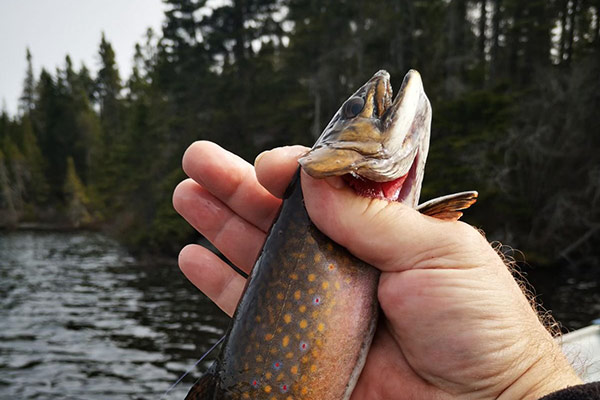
[19,48,36,115]
[95,33,122,145]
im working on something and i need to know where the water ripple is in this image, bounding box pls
[0,231,230,399]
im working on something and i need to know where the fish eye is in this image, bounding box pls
[342,97,365,119]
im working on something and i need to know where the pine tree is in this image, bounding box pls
[19,48,36,115]
[96,33,122,145]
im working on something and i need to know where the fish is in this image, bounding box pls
[185,69,477,399]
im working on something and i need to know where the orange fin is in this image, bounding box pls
[416,191,478,221]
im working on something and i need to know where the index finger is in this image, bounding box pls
[182,141,281,232]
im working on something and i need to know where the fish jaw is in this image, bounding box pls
[298,69,431,207]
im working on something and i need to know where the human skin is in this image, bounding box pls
[172,141,582,400]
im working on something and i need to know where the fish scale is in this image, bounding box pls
[213,171,380,399]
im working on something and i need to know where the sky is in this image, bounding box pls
[0,0,167,115]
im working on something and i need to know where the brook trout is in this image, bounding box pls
[185,70,477,399]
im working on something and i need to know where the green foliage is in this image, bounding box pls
[63,157,93,227]
[1,0,599,264]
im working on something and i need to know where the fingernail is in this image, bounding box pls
[254,150,269,166]
[324,176,345,189]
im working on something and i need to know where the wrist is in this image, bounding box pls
[498,334,582,400]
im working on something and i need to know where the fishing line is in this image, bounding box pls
[160,334,225,399]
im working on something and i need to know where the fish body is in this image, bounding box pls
[186,170,379,399]
[185,70,477,399]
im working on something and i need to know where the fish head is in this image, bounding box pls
[298,69,431,207]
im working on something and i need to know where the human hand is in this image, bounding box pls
[173,141,581,400]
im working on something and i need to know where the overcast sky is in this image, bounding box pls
[0,0,167,115]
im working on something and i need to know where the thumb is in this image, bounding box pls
[300,171,494,272]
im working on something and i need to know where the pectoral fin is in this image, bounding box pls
[416,191,478,221]
[185,362,219,400]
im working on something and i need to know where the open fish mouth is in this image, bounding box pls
[299,69,432,207]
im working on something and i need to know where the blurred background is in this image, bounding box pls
[1,0,599,398]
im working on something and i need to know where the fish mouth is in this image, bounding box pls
[298,70,431,207]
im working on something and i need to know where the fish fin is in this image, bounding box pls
[416,191,478,221]
[184,362,219,400]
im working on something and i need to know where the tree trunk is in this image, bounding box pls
[490,0,502,82]
[565,0,579,66]
[479,0,487,66]
[559,0,568,63]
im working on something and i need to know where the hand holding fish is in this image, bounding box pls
[173,141,581,399]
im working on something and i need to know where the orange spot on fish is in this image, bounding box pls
[277,292,284,300]
[284,314,292,324]
[282,335,290,347]
[294,290,301,300]
[265,333,274,341]
[290,273,298,280]
[317,323,325,332]
[328,263,335,270]
[290,365,298,374]
[314,253,322,263]
[299,305,306,313]
[310,364,317,372]
[322,281,329,290]
[299,319,308,329]
[308,274,316,282]
[264,385,272,393]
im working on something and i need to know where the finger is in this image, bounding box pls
[173,179,266,273]
[179,244,246,317]
[254,145,309,198]
[182,141,281,232]
[300,172,497,272]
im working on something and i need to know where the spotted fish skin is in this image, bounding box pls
[186,170,379,399]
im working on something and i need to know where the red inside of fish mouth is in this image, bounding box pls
[342,152,420,202]
[343,173,407,201]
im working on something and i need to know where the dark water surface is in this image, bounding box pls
[0,231,598,399]
[0,231,229,400]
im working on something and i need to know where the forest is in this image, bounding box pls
[0,0,598,267]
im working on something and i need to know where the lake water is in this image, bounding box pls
[0,231,598,399]
[0,231,229,399]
